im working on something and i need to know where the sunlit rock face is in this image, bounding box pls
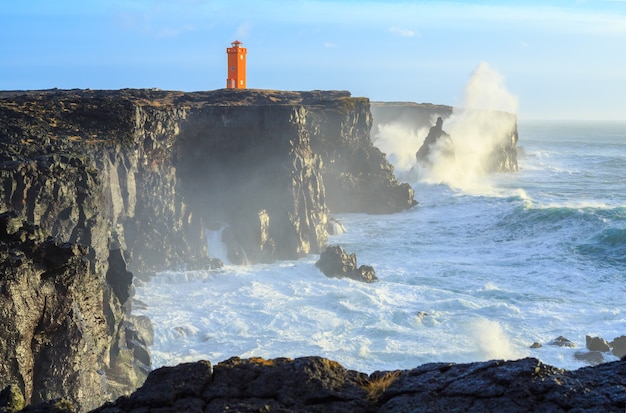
[0,88,415,409]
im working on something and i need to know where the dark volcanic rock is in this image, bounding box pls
[0,211,146,411]
[316,244,378,283]
[378,357,626,412]
[415,116,455,164]
[549,336,577,348]
[0,88,415,271]
[89,356,626,413]
[92,357,373,413]
[587,335,611,352]
[611,336,626,358]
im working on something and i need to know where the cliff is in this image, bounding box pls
[0,88,415,410]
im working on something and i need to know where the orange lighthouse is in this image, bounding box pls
[226,40,247,89]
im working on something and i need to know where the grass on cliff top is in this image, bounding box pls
[360,371,402,402]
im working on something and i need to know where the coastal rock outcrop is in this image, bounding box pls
[88,356,626,413]
[415,116,455,164]
[316,244,378,283]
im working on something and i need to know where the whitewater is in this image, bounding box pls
[134,120,626,373]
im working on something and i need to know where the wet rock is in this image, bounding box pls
[529,342,542,349]
[574,351,605,365]
[371,102,519,174]
[549,336,576,347]
[316,245,378,283]
[610,335,626,358]
[586,335,611,352]
[415,117,455,165]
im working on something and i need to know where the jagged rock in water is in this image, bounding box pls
[586,335,611,352]
[574,351,605,365]
[327,216,346,235]
[315,244,378,283]
[415,116,455,165]
[611,336,626,358]
[549,336,577,348]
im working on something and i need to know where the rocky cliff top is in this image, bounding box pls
[88,355,626,413]
[0,88,358,157]
[0,88,355,109]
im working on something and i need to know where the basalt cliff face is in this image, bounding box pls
[0,88,415,410]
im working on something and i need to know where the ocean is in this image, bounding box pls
[133,120,626,373]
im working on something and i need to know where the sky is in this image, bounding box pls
[1,0,625,120]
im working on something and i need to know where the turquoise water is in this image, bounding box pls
[134,121,626,372]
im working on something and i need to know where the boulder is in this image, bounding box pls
[549,336,576,348]
[315,245,378,283]
[586,335,611,352]
[610,336,626,358]
[574,351,605,365]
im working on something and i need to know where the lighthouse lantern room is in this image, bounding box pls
[226,40,247,89]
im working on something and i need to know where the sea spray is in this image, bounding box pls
[374,122,429,174]
[206,226,231,265]
[465,318,526,361]
[426,62,519,192]
[374,62,519,195]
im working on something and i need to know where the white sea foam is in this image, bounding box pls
[206,226,231,265]
[134,121,626,374]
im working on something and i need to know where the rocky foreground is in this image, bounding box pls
[9,356,623,412]
[99,356,626,413]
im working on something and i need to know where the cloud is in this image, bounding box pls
[388,26,417,37]
[324,42,337,48]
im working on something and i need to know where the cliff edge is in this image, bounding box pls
[95,356,626,413]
